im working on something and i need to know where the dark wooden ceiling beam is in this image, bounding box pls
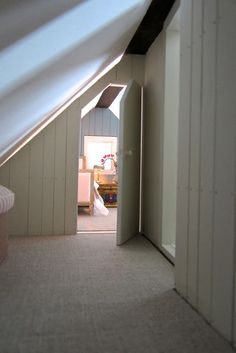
[125,0,175,54]
[96,86,123,109]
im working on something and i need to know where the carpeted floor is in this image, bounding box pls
[0,234,234,353]
[77,207,117,231]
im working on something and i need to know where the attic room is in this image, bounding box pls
[0,0,235,352]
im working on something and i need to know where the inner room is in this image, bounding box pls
[77,85,125,233]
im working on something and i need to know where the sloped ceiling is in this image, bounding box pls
[0,0,152,166]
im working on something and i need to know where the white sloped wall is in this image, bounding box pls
[142,30,165,248]
[175,0,236,342]
[143,0,236,344]
[0,102,79,236]
[0,0,151,166]
[0,54,144,236]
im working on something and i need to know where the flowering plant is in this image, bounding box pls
[101,154,117,170]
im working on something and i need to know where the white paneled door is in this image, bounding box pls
[117,80,141,245]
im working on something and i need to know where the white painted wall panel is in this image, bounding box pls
[212,0,236,340]
[178,0,235,343]
[143,0,236,344]
[9,147,30,235]
[212,193,235,339]
[102,110,111,136]
[187,0,202,307]
[81,113,90,154]
[110,112,119,136]
[116,55,132,84]
[0,106,78,236]
[161,29,180,250]
[0,163,10,188]
[95,108,103,136]
[65,102,80,235]
[89,110,96,136]
[53,113,67,235]
[143,31,165,246]
[131,55,145,86]
[198,0,217,321]
[28,134,44,235]
[175,0,192,297]
[41,122,55,235]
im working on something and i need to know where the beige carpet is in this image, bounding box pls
[77,207,117,231]
[0,234,234,353]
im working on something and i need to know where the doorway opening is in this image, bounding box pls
[77,84,126,233]
[161,7,180,261]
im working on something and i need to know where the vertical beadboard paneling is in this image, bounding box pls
[9,146,30,235]
[175,0,192,297]
[131,55,145,86]
[42,122,55,235]
[53,112,67,235]
[28,134,44,235]
[79,113,84,155]
[110,112,119,136]
[143,31,165,246]
[187,0,203,307]
[116,55,132,84]
[211,0,236,340]
[89,110,96,135]
[213,195,235,338]
[65,101,80,234]
[173,0,236,343]
[0,163,10,188]
[231,0,236,344]
[198,0,217,320]
[102,109,111,136]
[80,112,89,154]
[95,108,103,136]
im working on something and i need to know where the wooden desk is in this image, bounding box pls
[98,183,118,208]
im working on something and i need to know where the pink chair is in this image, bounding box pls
[77,170,94,214]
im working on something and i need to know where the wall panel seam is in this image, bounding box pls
[196,0,204,310]
[41,132,45,235]
[27,144,31,236]
[88,111,91,135]
[210,0,219,324]
[232,123,236,343]
[233,117,236,342]
[40,133,45,236]
[186,0,194,299]
[52,122,56,234]
[108,110,111,135]
[231,0,236,336]
[101,109,104,132]
[64,112,68,235]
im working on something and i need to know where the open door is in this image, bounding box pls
[117,80,141,245]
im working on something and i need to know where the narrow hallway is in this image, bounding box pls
[0,234,234,353]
